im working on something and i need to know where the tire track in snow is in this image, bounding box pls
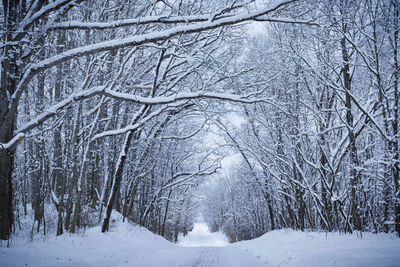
[177,247,266,267]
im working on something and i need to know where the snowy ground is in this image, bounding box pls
[0,214,262,267]
[232,229,400,267]
[1,215,400,267]
[178,222,229,247]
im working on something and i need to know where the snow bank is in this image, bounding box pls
[0,212,173,267]
[232,229,400,267]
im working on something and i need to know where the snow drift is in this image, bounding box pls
[233,229,400,267]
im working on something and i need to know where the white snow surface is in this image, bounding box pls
[232,229,400,267]
[0,214,262,267]
[1,214,400,267]
[178,222,229,247]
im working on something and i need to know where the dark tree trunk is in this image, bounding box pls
[102,106,149,232]
[341,34,362,232]
[102,130,136,232]
[0,0,20,240]
[0,149,15,240]
[391,0,400,237]
[161,189,172,237]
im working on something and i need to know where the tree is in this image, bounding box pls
[0,0,301,240]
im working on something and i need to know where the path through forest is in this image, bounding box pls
[170,222,264,266]
[155,247,265,267]
[0,217,265,267]
[2,215,400,267]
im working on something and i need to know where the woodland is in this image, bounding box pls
[0,0,399,245]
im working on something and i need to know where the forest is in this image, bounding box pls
[0,0,399,248]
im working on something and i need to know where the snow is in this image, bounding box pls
[0,213,172,267]
[50,14,211,30]
[232,229,400,267]
[102,88,269,105]
[1,216,399,267]
[0,215,261,267]
[178,222,229,247]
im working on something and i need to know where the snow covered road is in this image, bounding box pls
[178,222,229,247]
[148,222,265,267]
[191,247,264,267]
[152,247,264,267]
[2,218,400,267]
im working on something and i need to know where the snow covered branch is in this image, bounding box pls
[0,133,25,151]
[49,14,211,30]
[14,85,272,136]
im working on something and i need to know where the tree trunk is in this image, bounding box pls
[341,34,361,232]
[0,149,14,240]
[391,0,400,237]
[0,0,21,240]
[102,130,135,232]
[102,106,148,232]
